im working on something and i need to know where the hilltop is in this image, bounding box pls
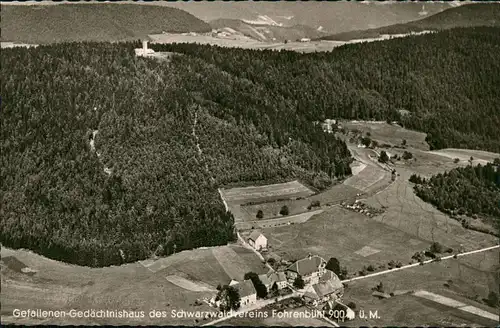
[321,3,500,41]
[0,3,211,44]
[162,1,457,34]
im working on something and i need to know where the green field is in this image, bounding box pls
[341,249,499,327]
[261,206,431,274]
[1,244,266,326]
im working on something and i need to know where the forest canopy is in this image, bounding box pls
[153,26,500,153]
[1,41,351,267]
[1,26,499,267]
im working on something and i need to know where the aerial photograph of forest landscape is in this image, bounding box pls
[1,0,499,327]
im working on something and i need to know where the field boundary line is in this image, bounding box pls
[341,244,500,283]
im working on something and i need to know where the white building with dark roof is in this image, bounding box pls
[259,271,288,292]
[303,269,344,305]
[286,254,326,285]
[248,230,267,251]
[233,279,257,306]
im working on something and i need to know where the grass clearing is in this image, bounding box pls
[237,209,324,230]
[220,180,314,204]
[363,165,498,251]
[341,121,429,151]
[150,34,348,53]
[166,275,216,292]
[261,206,430,273]
[0,247,215,326]
[212,245,268,281]
[240,198,312,222]
[341,248,499,326]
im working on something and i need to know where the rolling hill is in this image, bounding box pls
[320,3,500,41]
[209,18,328,42]
[161,0,460,34]
[0,3,211,44]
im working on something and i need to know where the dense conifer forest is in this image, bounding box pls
[155,26,500,152]
[410,163,500,228]
[1,41,351,267]
[1,27,499,267]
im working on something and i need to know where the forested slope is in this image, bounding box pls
[1,4,211,44]
[0,42,351,267]
[321,3,500,41]
[154,26,500,153]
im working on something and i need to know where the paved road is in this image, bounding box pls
[341,245,500,284]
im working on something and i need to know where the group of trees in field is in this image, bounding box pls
[155,27,500,153]
[216,285,241,312]
[409,163,500,226]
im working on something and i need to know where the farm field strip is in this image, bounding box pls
[220,180,313,203]
[363,166,498,251]
[235,209,324,230]
[212,246,259,281]
[413,290,499,321]
[165,275,216,292]
[341,244,500,284]
[239,198,311,222]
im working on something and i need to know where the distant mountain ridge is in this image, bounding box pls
[320,3,500,41]
[161,1,460,34]
[1,3,211,44]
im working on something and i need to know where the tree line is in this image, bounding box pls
[409,163,500,228]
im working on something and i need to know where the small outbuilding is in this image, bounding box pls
[248,230,268,251]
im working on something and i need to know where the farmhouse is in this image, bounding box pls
[302,270,344,306]
[248,230,268,251]
[286,254,326,285]
[259,271,288,292]
[233,280,257,306]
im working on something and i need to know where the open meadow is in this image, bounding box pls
[220,181,314,204]
[1,244,267,326]
[261,206,432,274]
[362,163,498,251]
[341,248,499,327]
[341,121,429,151]
[149,33,347,53]
[239,198,312,222]
[215,307,332,327]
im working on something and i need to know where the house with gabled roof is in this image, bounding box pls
[233,279,257,306]
[302,269,344,306]
[248,230,267,251]
[259,271,287,292]
[286,254,326,285]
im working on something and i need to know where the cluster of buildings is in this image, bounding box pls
[211,241,343,309]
